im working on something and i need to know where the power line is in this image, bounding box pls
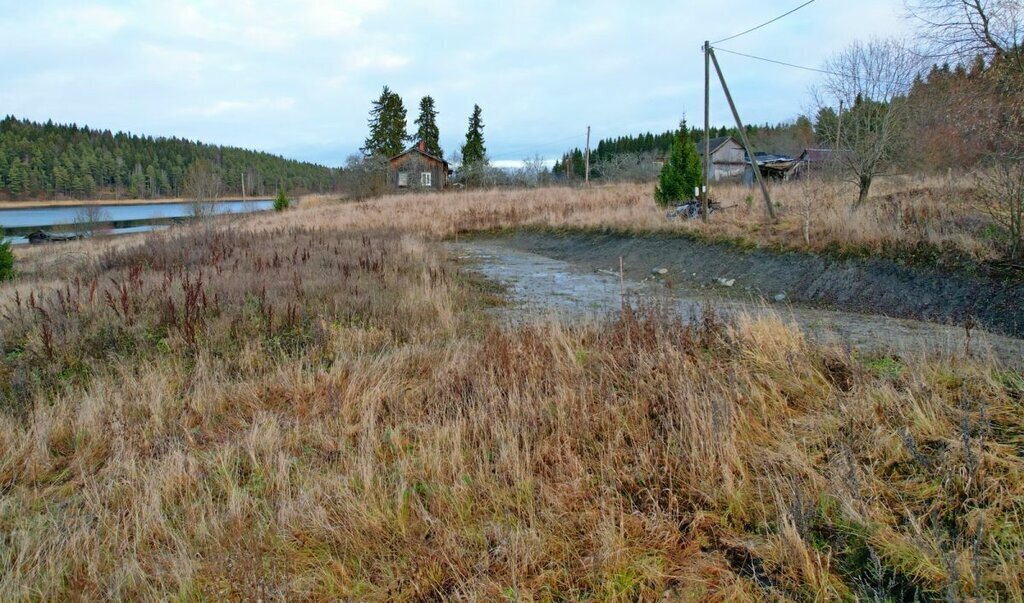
[711,0,818,45]
[713,46,914,88]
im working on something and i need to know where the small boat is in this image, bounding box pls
[25,230,85,245]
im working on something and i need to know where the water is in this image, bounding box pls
[452,241,1024,367]
[0,199,274,244]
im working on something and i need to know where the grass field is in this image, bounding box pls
[1,183,1022,600]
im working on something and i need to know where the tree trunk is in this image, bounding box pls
[855,174,873,208]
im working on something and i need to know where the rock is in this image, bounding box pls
[651,268,668,276]
[774,293,787,302]
[717,278,735,287]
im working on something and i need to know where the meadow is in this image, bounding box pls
[1,181,1022,600]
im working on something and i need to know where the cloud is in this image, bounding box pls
[180,98,296,118]
[1,0,916,166]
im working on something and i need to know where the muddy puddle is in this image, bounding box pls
[452,241,1024,367]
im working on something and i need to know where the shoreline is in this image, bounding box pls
[0,196,268,210]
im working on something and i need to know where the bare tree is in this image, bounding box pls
[905,0,1023,64]
[72,205,111,237]
[341,154,390,199]
[976,154,1024,259]
[815,38,924,208]
[183,160,222,220]
[593,152,662,184]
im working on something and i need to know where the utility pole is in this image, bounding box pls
[708,47,776,221]
[702,41,711,223]
[584,125,591,185]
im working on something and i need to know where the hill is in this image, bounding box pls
[0,116,341,201]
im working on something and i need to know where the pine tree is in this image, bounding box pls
[414,96,443,158]
[461,104,487,166]
[7,158,26,198]
[363,86,408,158]
[654,121,702,207]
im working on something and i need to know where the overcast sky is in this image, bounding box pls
[1,0,911,167]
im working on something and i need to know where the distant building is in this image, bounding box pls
[798,148,844,175]
[389,142,450,191]
[743,151,802,185]
[697,136,747,181]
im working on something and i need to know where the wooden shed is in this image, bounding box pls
[697,136,747,181]
[389,142,450,191]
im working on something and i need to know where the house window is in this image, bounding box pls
[398,172,409,187]
[421,172,432,187]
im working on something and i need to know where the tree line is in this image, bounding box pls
[0,116,342,200]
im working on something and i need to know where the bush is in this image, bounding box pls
[0,227,14,281]
[274,190,290,212]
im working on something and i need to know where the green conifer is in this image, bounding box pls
[414,96,443,158]
[654,120,702,207]
[461,104,487,166]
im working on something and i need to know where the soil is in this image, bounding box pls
[451,235,1024,367]
[470,230,1024,339]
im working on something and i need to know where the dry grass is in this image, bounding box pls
[246,177,1004,265]
[1,183,1021,599]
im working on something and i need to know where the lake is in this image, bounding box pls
[0,199,274,244]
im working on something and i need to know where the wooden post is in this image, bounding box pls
[585,125,591,185]
[702,41,711,223]
[708,47,776,221]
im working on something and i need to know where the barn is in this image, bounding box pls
[697,136,747,181]
[389,142,450,191]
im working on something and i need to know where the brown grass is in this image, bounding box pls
[1,184,1022,600]
[244,176,1005,266]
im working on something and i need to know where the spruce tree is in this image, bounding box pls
[362,86,408,158]
[654,120,702,207]
[414,96,442,158]
[461,104,487,166]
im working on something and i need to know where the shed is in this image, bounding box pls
[389,142,451,191]
[742,152,802,185]
[697,136,747,181]
[798,148,845,175]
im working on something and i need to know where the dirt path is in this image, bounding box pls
[452,240,1024,367]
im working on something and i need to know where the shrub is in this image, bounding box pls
[274,190,290,212]
[0,226,14,281]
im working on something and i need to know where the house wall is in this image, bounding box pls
[709,140,747,181]
[390,153,447,191]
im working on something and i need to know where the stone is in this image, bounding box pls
[774,293,787,302]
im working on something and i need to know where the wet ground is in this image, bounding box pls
[452,240,1024,367]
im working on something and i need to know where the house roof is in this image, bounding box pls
[389,145,448,166]
[799,148,838,162]
[697,136,739,156]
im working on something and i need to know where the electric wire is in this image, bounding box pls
[710,0,818,45]
[713,46,916,88]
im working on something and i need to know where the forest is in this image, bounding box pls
[0,116,342,200]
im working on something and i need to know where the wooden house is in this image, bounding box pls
[697,136,748,181]
[389,142,451,191]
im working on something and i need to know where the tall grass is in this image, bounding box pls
[249,176,1005,265]
[1,220,1021,599]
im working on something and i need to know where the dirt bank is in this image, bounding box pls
[476,230,1024,338]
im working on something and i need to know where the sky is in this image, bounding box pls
[0,0,912,167]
